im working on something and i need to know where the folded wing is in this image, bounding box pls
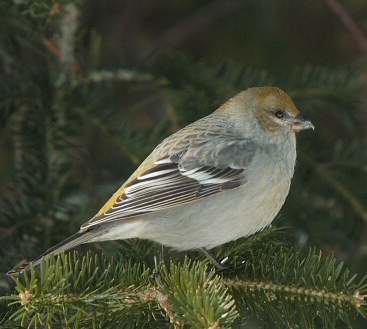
[81,133,257,229]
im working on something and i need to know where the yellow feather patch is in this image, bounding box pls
[93,157,156,219]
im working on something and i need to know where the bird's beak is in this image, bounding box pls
[292,115,315,132]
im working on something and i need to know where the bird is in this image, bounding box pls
[8,86,314,275]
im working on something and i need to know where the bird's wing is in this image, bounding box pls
[81,135,257,230]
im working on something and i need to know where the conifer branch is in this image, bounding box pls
[84,69,159,84]
[227,279,366,315]
[2,243,366,329]
[224,244,367,328]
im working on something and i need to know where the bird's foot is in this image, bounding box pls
[199,248,228,272]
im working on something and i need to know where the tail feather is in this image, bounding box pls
[7,228,97,276]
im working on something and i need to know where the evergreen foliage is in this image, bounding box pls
[1,0,367,328]
[1,235,366,328]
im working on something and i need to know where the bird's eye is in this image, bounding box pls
[274,110,285,119]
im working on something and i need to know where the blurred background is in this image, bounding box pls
[0,0,367,326]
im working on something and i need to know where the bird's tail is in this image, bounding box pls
[6,228,97,276]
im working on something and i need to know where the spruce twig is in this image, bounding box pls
[3,245,366,329]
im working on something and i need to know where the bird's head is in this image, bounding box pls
[252,87,314,134]
[221,87,314,136]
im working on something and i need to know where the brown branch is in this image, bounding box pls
[144,288,184,328]
[324,0,367,55]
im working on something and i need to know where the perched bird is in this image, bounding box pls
[8,86,314,275]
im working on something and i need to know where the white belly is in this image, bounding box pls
[135,158,292,250]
